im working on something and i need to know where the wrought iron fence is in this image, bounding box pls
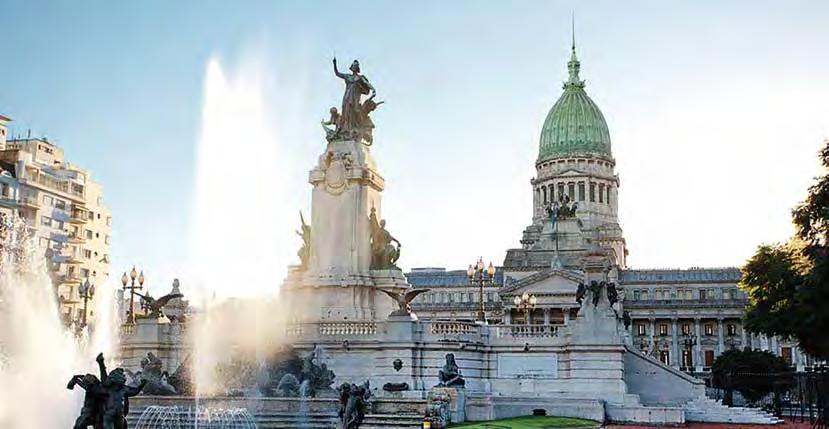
[710,367,828,428]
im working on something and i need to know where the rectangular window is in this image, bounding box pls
[699,289,709,300]
[633,290,640,300]
[637,324,647,336]
[87,211,94,220]
[660,323,669,336]
[106,216,112,226]
[641,290,648,300]
[606,186,611,204]
[598,184,604,203]
[55,199,66,210]
[542,187,548,205]
[43,195,53,205]
[682,323,692,335]
[41,216,51,226]
[85,229,93,239]
[38,237,50,247]
[727,323,737,336]
[723,289,731,300]
[568,183,575,200]
[83,249,92,259]
[105,235,111,245]
[589,183,596,202]
[81,268,89,278]
[578,182,585,201]
[704,350,715,367]
[557,184,565,201]
[704,323,714,336]
[660,350,670,366]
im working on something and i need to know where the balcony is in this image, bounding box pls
[69,209,87,224]
[18,197,39,209]
[67,233,86,244]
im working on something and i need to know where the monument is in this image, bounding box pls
[282,57,407,323]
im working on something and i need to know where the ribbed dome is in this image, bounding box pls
[538,46,612,162]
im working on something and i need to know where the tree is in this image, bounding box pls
[741,139,829,360]
[711,349,791,403]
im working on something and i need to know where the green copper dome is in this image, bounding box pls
[538,44,612,162]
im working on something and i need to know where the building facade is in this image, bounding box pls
[407,43,812,375]
[0,115,111,329]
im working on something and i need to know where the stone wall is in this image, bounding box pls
[623,345,705,406]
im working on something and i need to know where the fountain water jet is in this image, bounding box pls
[0,215,118,427]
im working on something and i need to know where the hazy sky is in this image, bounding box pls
[2,1,828,298]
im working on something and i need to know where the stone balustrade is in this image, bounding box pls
[495,324,559,338]
[318,321,377,336]
[428,321,480,336]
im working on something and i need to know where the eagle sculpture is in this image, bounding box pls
[376,288,430,317]
[135,291,184,319]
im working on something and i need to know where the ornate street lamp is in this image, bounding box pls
[121,266,145,324]
[513,292,538,325]
[467,258,496,323]
[78,278,95,329]
[682,334,697,370]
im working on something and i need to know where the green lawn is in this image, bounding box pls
[448,416,599,429]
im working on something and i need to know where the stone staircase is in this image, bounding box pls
[683,397,784,424]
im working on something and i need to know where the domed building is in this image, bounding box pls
[505,39,626,270]
[408,39,810,375]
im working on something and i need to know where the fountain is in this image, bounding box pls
[0,214,119,428]
[135,405,257,429]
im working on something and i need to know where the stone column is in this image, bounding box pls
[671,318,679,367]
[795,347,804,372]
[717,318,725,355]
[563,308,570,325]
[770,336,778,355]
[740,324,747,349]
[543,308,551,325]
[694,317,702,372]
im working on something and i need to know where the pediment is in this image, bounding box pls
[501,268,584,296]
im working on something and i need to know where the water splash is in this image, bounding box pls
[0,215,118,427]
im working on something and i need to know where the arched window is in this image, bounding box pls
[542,187,547,205]
[599,184,605,203]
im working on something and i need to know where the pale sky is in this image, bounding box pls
[2,1,828,298]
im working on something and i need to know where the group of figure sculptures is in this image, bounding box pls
[322,58,383,144]
[295,207,402,271]
[337,380,372,429]
[68,353,146,429]
[576,279,618,307]
[258,346,337,398]
[123,352,191,396]
[546,193,578,224]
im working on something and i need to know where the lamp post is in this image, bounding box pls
[513,292,538,325]
[682,334,697,371]
[78,278,95,329]
[121,266,144,324]
[467,257,496,323]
